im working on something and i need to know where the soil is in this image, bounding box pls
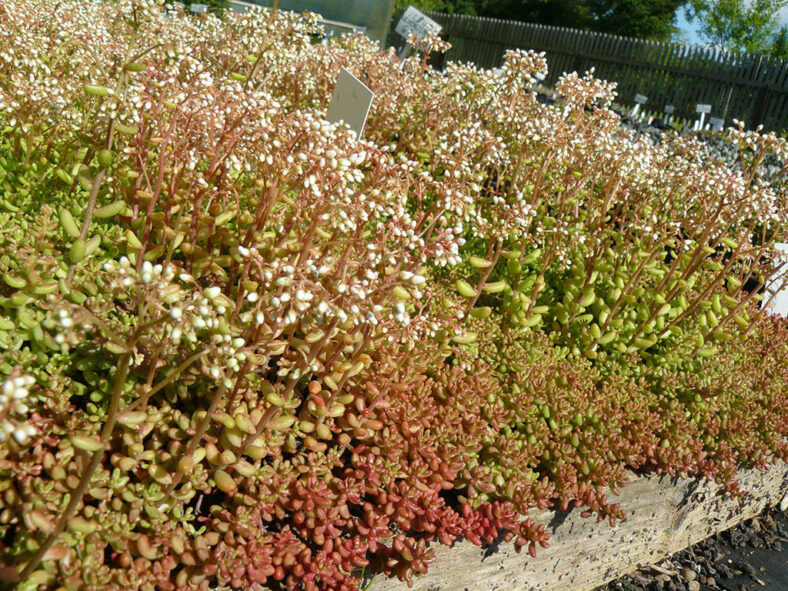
[595,504,788,591]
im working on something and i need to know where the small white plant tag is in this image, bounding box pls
[630,94,647,119]
[694,104,711,131]
[709,117,724,132]
[190,3,207,12]
[765,243,788,317]
[663,104,674,124]
[326,67,374,140]
[395,7,442,41]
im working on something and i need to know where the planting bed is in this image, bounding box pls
[0,2,787,591]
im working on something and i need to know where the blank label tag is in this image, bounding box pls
[765,244,788,317]
[190,3,207,12]
[326,68,374,140]
[664,104,675,114]
[696,104,711,114]
[634,94,647,104]
[395,6,442,41]
[709,117,724,131]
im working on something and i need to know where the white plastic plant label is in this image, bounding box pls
[765,243,788,317]
[395,7,442,41]
[326,67,374,140]
[664,104,675,114]
[709,117,724,132]
[190,3,207,12]
[630,94,647,118]
[693,104,711,131]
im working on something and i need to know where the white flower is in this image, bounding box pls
[0,375,35,446]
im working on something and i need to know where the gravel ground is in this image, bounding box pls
[594,504,788,591]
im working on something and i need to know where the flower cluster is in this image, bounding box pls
[0,374,36,445]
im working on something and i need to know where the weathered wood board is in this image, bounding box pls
[376,463,788,591]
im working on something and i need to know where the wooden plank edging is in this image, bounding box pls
[376,463,788,591]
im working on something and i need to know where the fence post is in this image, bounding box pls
[750,84,770,129]
[572,54,584,74]
[744,55,765,128]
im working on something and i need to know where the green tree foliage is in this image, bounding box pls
[395,0,684,41]
[686,0,788,55]
[477,0,594,28]
[394,0,478,14]
[771,24,788,58]
[588,0,685,39]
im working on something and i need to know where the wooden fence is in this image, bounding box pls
[389,9,788,133]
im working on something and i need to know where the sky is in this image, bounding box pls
[675,5,788,45]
